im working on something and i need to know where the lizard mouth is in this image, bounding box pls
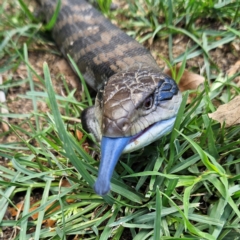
[123,117,176,153]
[93,117,176,196]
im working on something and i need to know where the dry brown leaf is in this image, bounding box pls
[60,178,72,187]
[227,60,240,86]
[82,142,90,153]
[8,196,75,229]
[29,205,40,220]
[164,65,205,92]
[7,201,24,218]
[75,129,84,141]
[68,127,90,153]
[227,60,240,76]
[45,218,57,228]
[231,39,240,52]
[1,121,9,132]
[73,235,80,240]
[0,74,9,132]
[208,95,240,127]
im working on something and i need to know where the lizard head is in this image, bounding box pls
[82,64,182,196]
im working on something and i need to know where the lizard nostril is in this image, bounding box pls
[116,118,130,133]
[122,123,129,131]
[102,117,131,137]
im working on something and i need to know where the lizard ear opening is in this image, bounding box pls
[81,106,102,142]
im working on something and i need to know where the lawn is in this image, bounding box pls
[0,0,240,239]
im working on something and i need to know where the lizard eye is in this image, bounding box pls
[143,95,154,110]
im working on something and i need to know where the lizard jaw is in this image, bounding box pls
[94,117,176,195]
[123,116,176,153]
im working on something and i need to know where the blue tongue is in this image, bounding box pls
[94,136,131,196]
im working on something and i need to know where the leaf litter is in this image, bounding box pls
[209,95,240,127]
[209,60,240,127]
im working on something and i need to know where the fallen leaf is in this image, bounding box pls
[45,218,57,228]
[60,178,72,187]
[29,198,75,221]
[75,129,83,141]
[7,194,75,229]
[68,127,90,153]
[227,60,240,76]
[231,39,240,52]
[1,121,9,132]
[227,60,240,86]
[208,95,240,127]
[29,205,40,220]
[7,200,24,218]
[73,235,80,240]
[0,74,9,132]
[82,142,90,153]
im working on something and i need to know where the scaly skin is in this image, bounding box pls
[37,0,182,196]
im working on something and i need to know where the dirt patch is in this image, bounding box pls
[0,41,82,140]
[150,35,239,73]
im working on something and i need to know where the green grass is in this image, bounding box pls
[0,0,240,239]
